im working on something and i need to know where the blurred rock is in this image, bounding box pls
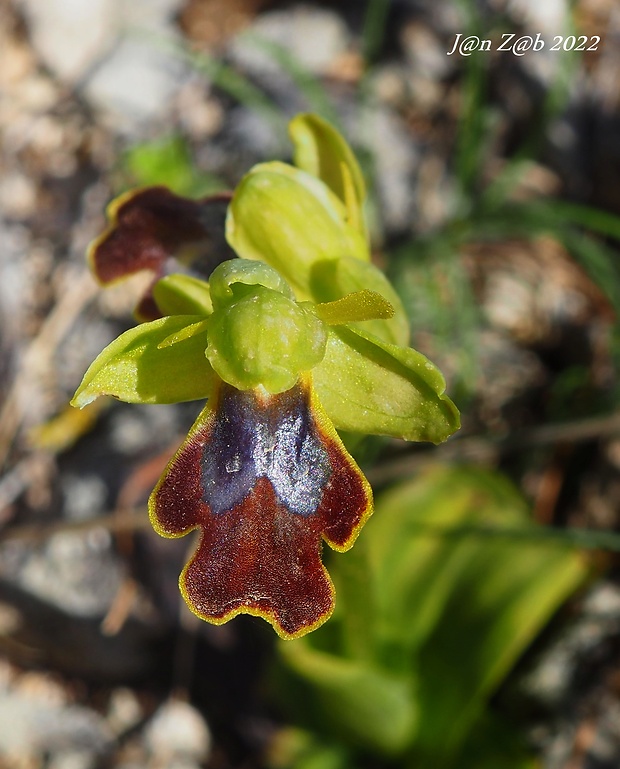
[61,473,108,521]
[229,3,350,79]
[0,224,30,355]
[107,687,144,734]
[108,403,182,456]
[180,0,274,49]
[401,21,454,80]
[0,666,112,762]
[360,107,419,232]
[175,80,225,140]
[369,64,409,107]
[55,315,118,397]
[84,36,187,129]
[507,0,571,82]
[464,237,613,346]
[144,699,211,764]
[8,530,122,617]
[223,106,286,162]
[0,172,37,219]
[475,329,547,426]
[47,752,98,769]
[525,582,620,707]
[414,152,457,231]
[16,0,113,83]
[507,0,569,35]
[16,0,187,128]
[523,583,620,769]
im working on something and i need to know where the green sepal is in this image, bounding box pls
[152,274,213,316]
[310,256,410,346]
[71,315,214,408]
[289,113,367,238]
[312,326,460,443]
[226,161,369,299]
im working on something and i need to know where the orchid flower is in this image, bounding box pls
[72,114,459,639]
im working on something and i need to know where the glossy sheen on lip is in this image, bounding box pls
[200,383,332,517]
[149,377,373,638]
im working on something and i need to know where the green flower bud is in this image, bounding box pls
[206,285,327,393]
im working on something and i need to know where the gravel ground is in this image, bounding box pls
[2,0,620,767]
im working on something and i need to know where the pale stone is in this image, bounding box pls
[17,0,114,83]
[144,699,211,762]
[229,4,350,77]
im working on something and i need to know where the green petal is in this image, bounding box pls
[226,162,368,299]
[312,326,460,443]
[289,113,367,237]
[158,319,210,349]
[315,290,394,324]
[309,256,410,346]
[152,274,213,316]
[71,315,214,408]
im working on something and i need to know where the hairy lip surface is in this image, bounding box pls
[149,378,373,638]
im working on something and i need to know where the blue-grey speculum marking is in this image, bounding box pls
[201,383,332,517]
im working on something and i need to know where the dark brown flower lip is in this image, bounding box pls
[149,377,373,638]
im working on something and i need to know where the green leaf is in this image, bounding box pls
[226,161,369,299]
[280,641,417,755]
[276,467,586,763]
[369,478,489,662]
[312,325,460,443]
[362,0,391,64]
[366,467,588,767]
[152,274,213,316]
[267,728,353,769]
[448,712,538,769]
[276,466,586,764]
[328,538,377,664]
[71,315,214,407]
[289,114,367,236]
[551,200,620,240]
